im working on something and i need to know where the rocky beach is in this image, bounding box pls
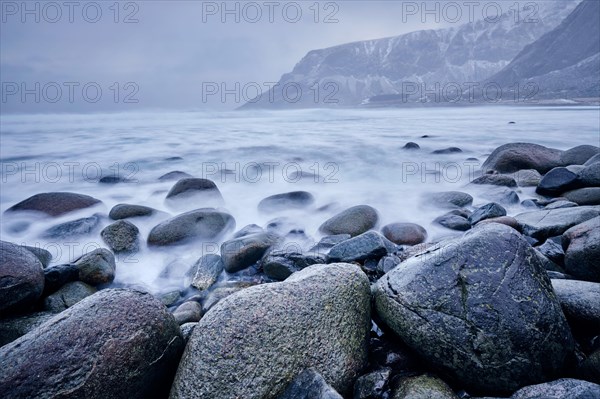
[1,119,599,398]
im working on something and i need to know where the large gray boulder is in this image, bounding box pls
[515,206,600,240]
[258,191,315,213]
[74,248,116,286]
[0,289,184,399]
[561,145,600,166]
[170,263,371,399]
[220,232,279,273]
[510,378,600,399]
[147,209,235,246]
[563,187,600,205]
[101,220,140,253]
[374,224,574,395]
[327,231,394,263]
[165,178,224,209]
[319,205,379,237]
[109,203,158,220]
[562,216,600,282]
[5,192,102,217]
[0,240,45,314]
[482,143,563,174]
[551,279,600,329]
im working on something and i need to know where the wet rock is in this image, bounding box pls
[402,142,420,150]
[188,254,223,291]
[468,202,506,225]
[21,245,52,267]
[479,186,520,205]
[434,213,471,231]
[578,348,600,384]
[551,279,600,330]
[0,311,54,347]
[510,378,600,399]
[562,217,600,282]
[172,301,203,325]
[319,205,379,237]
[43,263,79,294]
[507,169,542,187]
[262,250,325,281]
[170,264,371,399]
[221,232,279,273]
[432,147,462,154]
[537,167,580,196]
[475,216,519,230]
[353,368,391,399]
[381,223,427,246]
[101,220,140,253]
[563,187,600,205]
[393,375,458,399]
[232,224,264,239]
[374,224,575,395]
[159,290,181,307]
[482,143,563,174]
[0,289,184,399]
[201,282,254,312]
[165,178,224,208]
[515,206,600,240]
[578,162,600,187]
[427,191,473,209]
[99,175,133,184]
[0,241,45,314]
[44,281,97,312]
[180,322,196,343]
[327,231,394,263]
[377,255,401,275]
[585,153,600,166]
[5,192,102,217]
[309,234,351,255]
[471,174,517,188]
[40,214,102,239]
[109,203,158,219]
[561,145,600,165]
[544,200,579,209]
[147,209,235,246]
[74,248,116,286]
[257,191,315,213]
[158,170,193,181]
[279,368,343,399]
[537,239,565,266]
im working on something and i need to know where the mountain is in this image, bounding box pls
[488,0,600,101]
[241,1,580,109]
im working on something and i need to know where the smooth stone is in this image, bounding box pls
[475,216,519,230]
[232,224,264,239]
[479,186,520,205]
[562,217,600,282]
[402,142,420,150]
[43,263,79,295]
[172,301,203,325]
[159,290,181,307]
[551,279,600,330]
[99,175,132,184]
[566,165,586,174]
[432,147,462,154]
[74,248,116,286]
[100,220,140,253]
[377,255,401,275]
[158,171,193,181]
[319,205,379,237]
[109,203,158,220]
[374,224,574,395]
[257,191,315,213]
[147,209,235,246]
[584,153,600,166]
[188,254,224,291]
[515,206,600,240]
[536,167,580,196]
[308,234,351,255]
[560,145,600,165]
[353,368,391,399]
[0,311,54,347]
[165,178,224,208]
[21,245,52,267]
[577,162,600,187]
[510,378,600,399]
[507,169,542,187]
[544,200,579,209]
[0,241,45,314]
[44,281,97,313]
[279,368,343,399]
[434,214,471,231]
[262,250,325,281]
[468,202,506,225]
[563,187,600,205]
[381,223,427,246]
[327,231,394,263]
[482,143,563,174]
[0,289,184,399]
[40,214,102,239]
[471,174,517,188]
[169,264,371,399]
[221,232,279,273]
[393,374,458,399]
[537,239,565,266]
[427,191,473,209]
[5,192,102,217]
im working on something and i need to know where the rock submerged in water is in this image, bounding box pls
[101,220,140,253]
[0,241,45,314]
[165,178,224,209]
[374,223,574,395]
[5,192,102,217]
[426,191,473,209]
[0,289,184,399]
[319,205,379,237]
[471,174,517,188]
[109,203,158,220]
[147,209,235,246]
[257,191,315,213]
[169,263,371,399]
[40,214,102,239]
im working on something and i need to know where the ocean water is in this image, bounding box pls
[1,106,599,292]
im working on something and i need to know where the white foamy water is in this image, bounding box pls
[1,106,599,292]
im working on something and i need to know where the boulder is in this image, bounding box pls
[188,254,223,291]
[44,281,97,312]
[147,209,235,246]
[426,191,473,209]
[481,143,563,174]
[475,216,519,230]
[279,369,343,399]
[169,263,371,399]
[319,205,379,237]
[353,368,391,399]
[536,167,580,196]
[510,378,600,399]
[545,200,579,209]
[515,206,600,240]
[434,213,471,231]
[40,214,102,239]
[471,174,517,188]
[158,171,193,181]
[562,217,600,282]
[537,239,564,266]
[506,169,542,187]
[5,192,102,217]
[468,203,506,225]
[327,231,394,263]
[101,220,140,253]
[220,232,279,273]
[21,245,52,267]
[262,250,325,281]
[257,191,315,213]
[432,147,462,154]
[43,263,79,294]
[563,187,600,205]
[584,153,600,166]
[577,162,600,187]
[479,187,520,205]
[165,178,224,208]
[172,301,203,325]
[381,223,427,245]
[402,142,420,150]
[551,279,600,330]
[0,311,54,347]
[393,375,458,399]
[232,224,264,239]
[109,203,158,219]
[0,289,184,399]
[560,145,600,165]
[0,241,45,314]
[374,224,574,395]
[74,248,116,286]
[309,234,351,255]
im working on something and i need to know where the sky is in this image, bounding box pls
[0,0,541,113]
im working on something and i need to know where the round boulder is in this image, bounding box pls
[147,209,235,246]
[562,217,600,282]
[560,145,600,166]
[381,223,427,246]
[0,241,45,314]
[319,205,379,237]
[101,220,140,253]
[481,143,563,174]
[74,248,116,286]
[5,192,101,217]
[165,178,224,209]
[109,204,158,220]
[258,191,315,213]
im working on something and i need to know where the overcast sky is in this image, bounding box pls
[1,0,530,113]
